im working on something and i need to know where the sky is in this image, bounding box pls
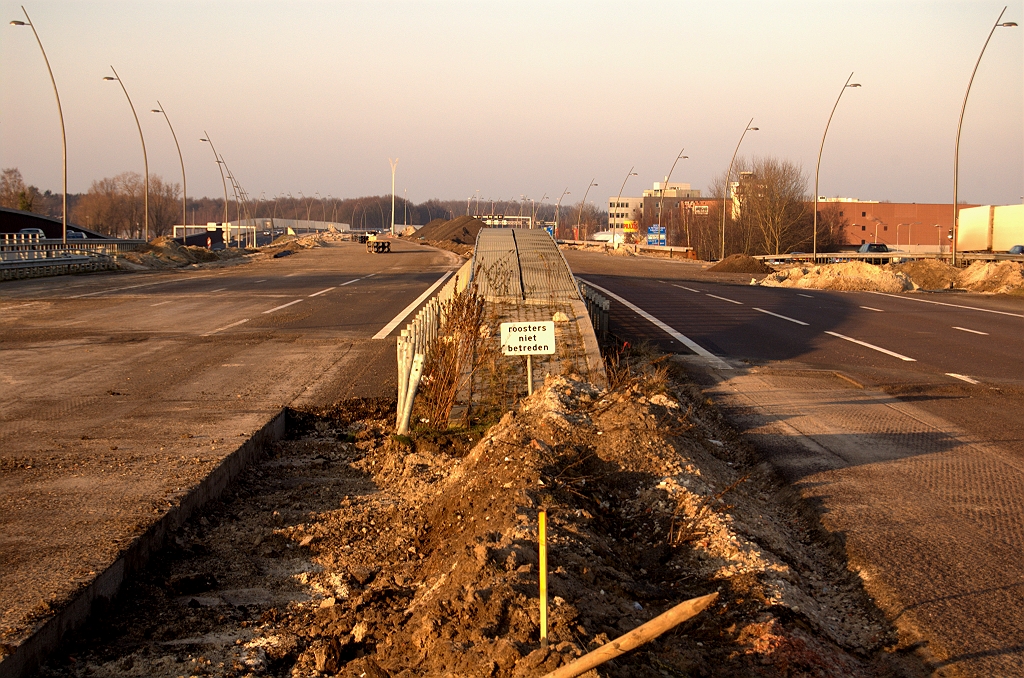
[1,0,1022,209]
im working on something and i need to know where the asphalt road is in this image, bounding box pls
[0,239,458,662]
[565,249,1024,677]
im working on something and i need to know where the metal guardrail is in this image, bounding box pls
[1,234,143,260]
[753,251,1024,266]
[577,278,609,340]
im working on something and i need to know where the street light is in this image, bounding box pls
[152,102,186,239]
[531,193,547,229]
[575,180,597,240]
[615,167,638,246]
[813,74,861,263]
[555,188,570,239]
[722,118,758,260]
[952,6,1017,266]
[10,7,66,244]
[389,158,399,235]
[200,133,230,242]
[104,67,148,241]
[659,148,688,246]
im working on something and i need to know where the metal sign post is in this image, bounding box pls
[500,321,556,396]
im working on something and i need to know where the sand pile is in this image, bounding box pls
[409,215,484,245]
[956,260,1024,294]
[759,261,916,293]
[709,254,775,274]
[888,259,958,290]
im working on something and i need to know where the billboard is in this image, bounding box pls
[647,225,666,246]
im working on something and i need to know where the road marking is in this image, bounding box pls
[69,280,169,298]
[149,300,173,307]
[672,284,703,293]
[866,291,1024,318]
[797,293,814,298]
[309,287,336,297]
[706,293,743,305]
[263,299,303,314]
[860,306,884,312]
[947,373,980,384]
[285,272,301,277]
[372,271,454,339]
[753,307,809,325]
[953,326,989,335]
[254,279,267,283]
[824,331,916,362]
[208,288,227,293]
[201,318,249,336]
[339,278,361,287]
[578,279,732,370]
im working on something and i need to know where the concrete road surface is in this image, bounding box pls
[566,249,1024,677]
[0,240,457,664]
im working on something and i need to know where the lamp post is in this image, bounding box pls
[659,148,688,246]
[555,188,570,239]
[200,133,230,243]
[615,167,638,246]
[722,118,758,260]
[531,193,547,229]
[896,222,920,250]
[953,7,1017,266]
[151,101,186,239]
[575,179,597,241]
[103,67,148,241]
[389,158,399,235]
[814,74,861,263]
[10,7,66,244]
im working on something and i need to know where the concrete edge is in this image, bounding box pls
[0,409,288,678]
[570,298,608,390]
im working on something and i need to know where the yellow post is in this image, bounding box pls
[539,509,548,645]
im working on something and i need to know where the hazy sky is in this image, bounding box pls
[2,1,1022,208]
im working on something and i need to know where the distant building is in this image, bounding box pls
[816,198,979,251]
[610,181,703,234]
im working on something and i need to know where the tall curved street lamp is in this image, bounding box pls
[813,74,861,262]
[389,158,399,235]
[200,132,230,236]
[575,179,597,240]
[721,118,758,260]
[152,102,186,237]
[10,7,66,244]
[104,67,149,241]
[659,148,688,245]
[615,167,638,245]
[952,6,1017,266]
[554,188,570,239]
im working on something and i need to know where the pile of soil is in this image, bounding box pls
[887,260,958,291]
[118,237,254,270]
[408,216,484,246]
[956,260,1024,294]
[38,358,916,677]
[759,262,916,293]
[708,254,775,274]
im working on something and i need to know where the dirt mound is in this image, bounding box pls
[41,360,910,677]
[888,259,958,290]
[759,261,916,293]
[410,215,484,245]
[957,260,1024,294]
[708,254,775,274]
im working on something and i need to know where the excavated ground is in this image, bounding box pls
[36,352,928,678]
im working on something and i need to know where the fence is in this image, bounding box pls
[753,251,1024,266]
[576,278,609,340]
[395,258,474,434]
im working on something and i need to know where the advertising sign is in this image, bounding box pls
[500,321,556,355]
[623,220,639,233]
[647,225,666,246]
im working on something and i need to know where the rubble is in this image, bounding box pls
[758,262,917,293]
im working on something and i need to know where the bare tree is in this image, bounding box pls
[740,156,809,255]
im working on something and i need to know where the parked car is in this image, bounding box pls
[18,227,45,238]
[858,242,890,264]
[1009,245,1024,255]
[66,231,86,239]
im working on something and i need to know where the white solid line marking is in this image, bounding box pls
[309,287,336,297]
[262,299,303,314]
[339,278,361,286]
[208,287,227,293]
[673,284,703,293]
[372,271,454,340]
[706,293,743,305]
[202,318,249,336]
[824,331,916,362]
[860,306,884,312]
[753,307,809,325]
[866,291,1024,318]
[947,373,980,384]
[953,326,989,335]
[365,273,376,278]
[579,279,732,370]
[150,300,173,307]
[797,293,814,298]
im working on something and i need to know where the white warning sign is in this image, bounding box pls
[500,321,556,355]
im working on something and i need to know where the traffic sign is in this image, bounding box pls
[500,321,556,355]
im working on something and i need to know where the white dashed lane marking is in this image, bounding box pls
[824,331,916,362]
[797,293,814,298]
[706,293,743,305]
[953,326,989,336]
[201,318,250,337]
[860,306,883,312]
[947,373,980,384]
[672,284,703,293]
[309,287,336,297]
[263,299,303,314]
[753,308,809,326]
